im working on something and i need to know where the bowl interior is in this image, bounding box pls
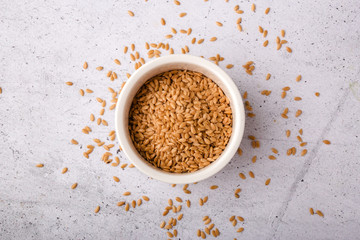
[116,55,245,184]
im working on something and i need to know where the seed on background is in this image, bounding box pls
[210,185,218,190]
[294,97,302,101]
[160,18,166,25]
[263,30,268,37]
[243,91,248,99]
[323,140,331,145]
[258,26,264,33]
[301,149,307,156]
[123,191,131,196]
[83,62,88,69]
[186,200,191,208]
[61,167,68,174]
[210,37,217,42]
[286,47,292,53]
[315,92,320,97]
[268,155,276,160]
[125,203,130,211]
[124,46,128,53]
[165,34,173,39]
[265,7,270,14]
[251,3,255,12]
[0,87,2,94]
[128,10,134,17]
[296,75,302,82]
[237,216,244,221]
[197,229,201,237]
[131,200,136,208]
[160,221,165,228]
[71,183,78,189]
[142,196,150,201]
[79,89,84,96]
[114,59,121,65]
[281,91,286,98]
[263,40,269,47]
[187,28,192,35]
[94,206,100,213]
[203,196,208,203]
[237,227,244,232]
[199,198,204,206]
[310,208,314,215]
[266,73,271,80]
[36,163,44,168]
[271,148,278,154]
[216,21,223,27]
[265,178,271,185]
[316,210,324,217]
[226,64,234,69]
[179,12,187,17]
[281,29,285,37]
[85,89,93,93]
[198,39,204,44]
[65,82,73,86]
[71,139,78,145]
[252,156,257,163]
[249,171,255,178]
[175,197,183,202]
[239,173,246,179]
[174,0,180,5]
[295,109,302,117]
[113,176,120,182]
[237,148,243,156]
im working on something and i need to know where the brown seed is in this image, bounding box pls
[160,18,166,25]
[198,39,204,44]
[265,7,270,14]
[94,206,100,213]
[113,59,120,65]
[160,221,165,228]
[165,34,173,39]
[271,148,278,154]
[301,149,307,156]
[0,87,2,94]
[210,185,218,190]
[286,47,292,53]
[251,3,255,12]
[266,73,271,80]
[179,12,187,17]
[281,91,286,99]
[315,92,320,97]
[65,82,73,86]
[265,178,271,185]
[83,62,88,69]
[216,21,223,27]
[295,109,302,117]
[113,176,120,182]
[226,64,234,69]
[125,203,130,211]
[79,89,85,96]
[131,200,136,208]
[263,40,269,47]
[61,167,68,174]
[239,173,246,179]
[71,139,78,145]
[268,155,276,160]
[36,163,44,168]
[237,148,243,156]
[294,97,302,101]
[174,0,180,5]
[71,183,78,189]
[175,197,183,202]
[249,171,255,178]
[316,210,324,217]
[252,156,257,163]
[128,10,134,17]
[237,216,244,222]
[117,201,125,207]
[186,200,191,208]
[310,208,314,215]
[258,26,264,33]
[123,191,131,196]
[210,37,217,42]
[296,75,302,82]
[237,227,244,232]
[263,30,268,37]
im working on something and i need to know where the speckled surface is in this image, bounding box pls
[1,0,360,239]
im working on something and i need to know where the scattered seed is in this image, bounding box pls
[237,148,243,156]
[210,185,218,190]
[36,163,44,168]
[315,92,320,97]
[251,3,255,12]
[216,21,223,27]
[294,97,302,101]
[142,196,150,201]
[266,73,271,80]
[123,191,131,196]
[323,140,331,145]
[226,64,234,69]
[179,12,187,17]
[265,178,271,185]
[296,75,302,82]
[295,109,302,117]
[237,227,244,232]
[83,62,88,69]
[210,37,217,42]
[71,183,78,189]
[265,7,270,14]
[286,47,292,53]
[263,40,269,47]
[249,171,255,178]
[174,0,180,5]
[128,10,134,17]
[316,210,324,217]
[239,173,246,179]
[310,208,314,215]
[94,206,100,213]
[65,82,73,86]
[160,18,166,25]
[113,176,120,182]
[125,203,130,211]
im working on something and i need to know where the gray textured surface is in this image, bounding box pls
[1,0,360,239]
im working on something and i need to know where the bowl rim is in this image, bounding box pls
[115,54,245,184]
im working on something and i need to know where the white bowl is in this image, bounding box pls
[115,55,245,184]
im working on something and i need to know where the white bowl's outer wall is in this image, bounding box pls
[115,55,245,184]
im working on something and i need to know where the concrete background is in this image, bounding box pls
[1,0,360,239]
